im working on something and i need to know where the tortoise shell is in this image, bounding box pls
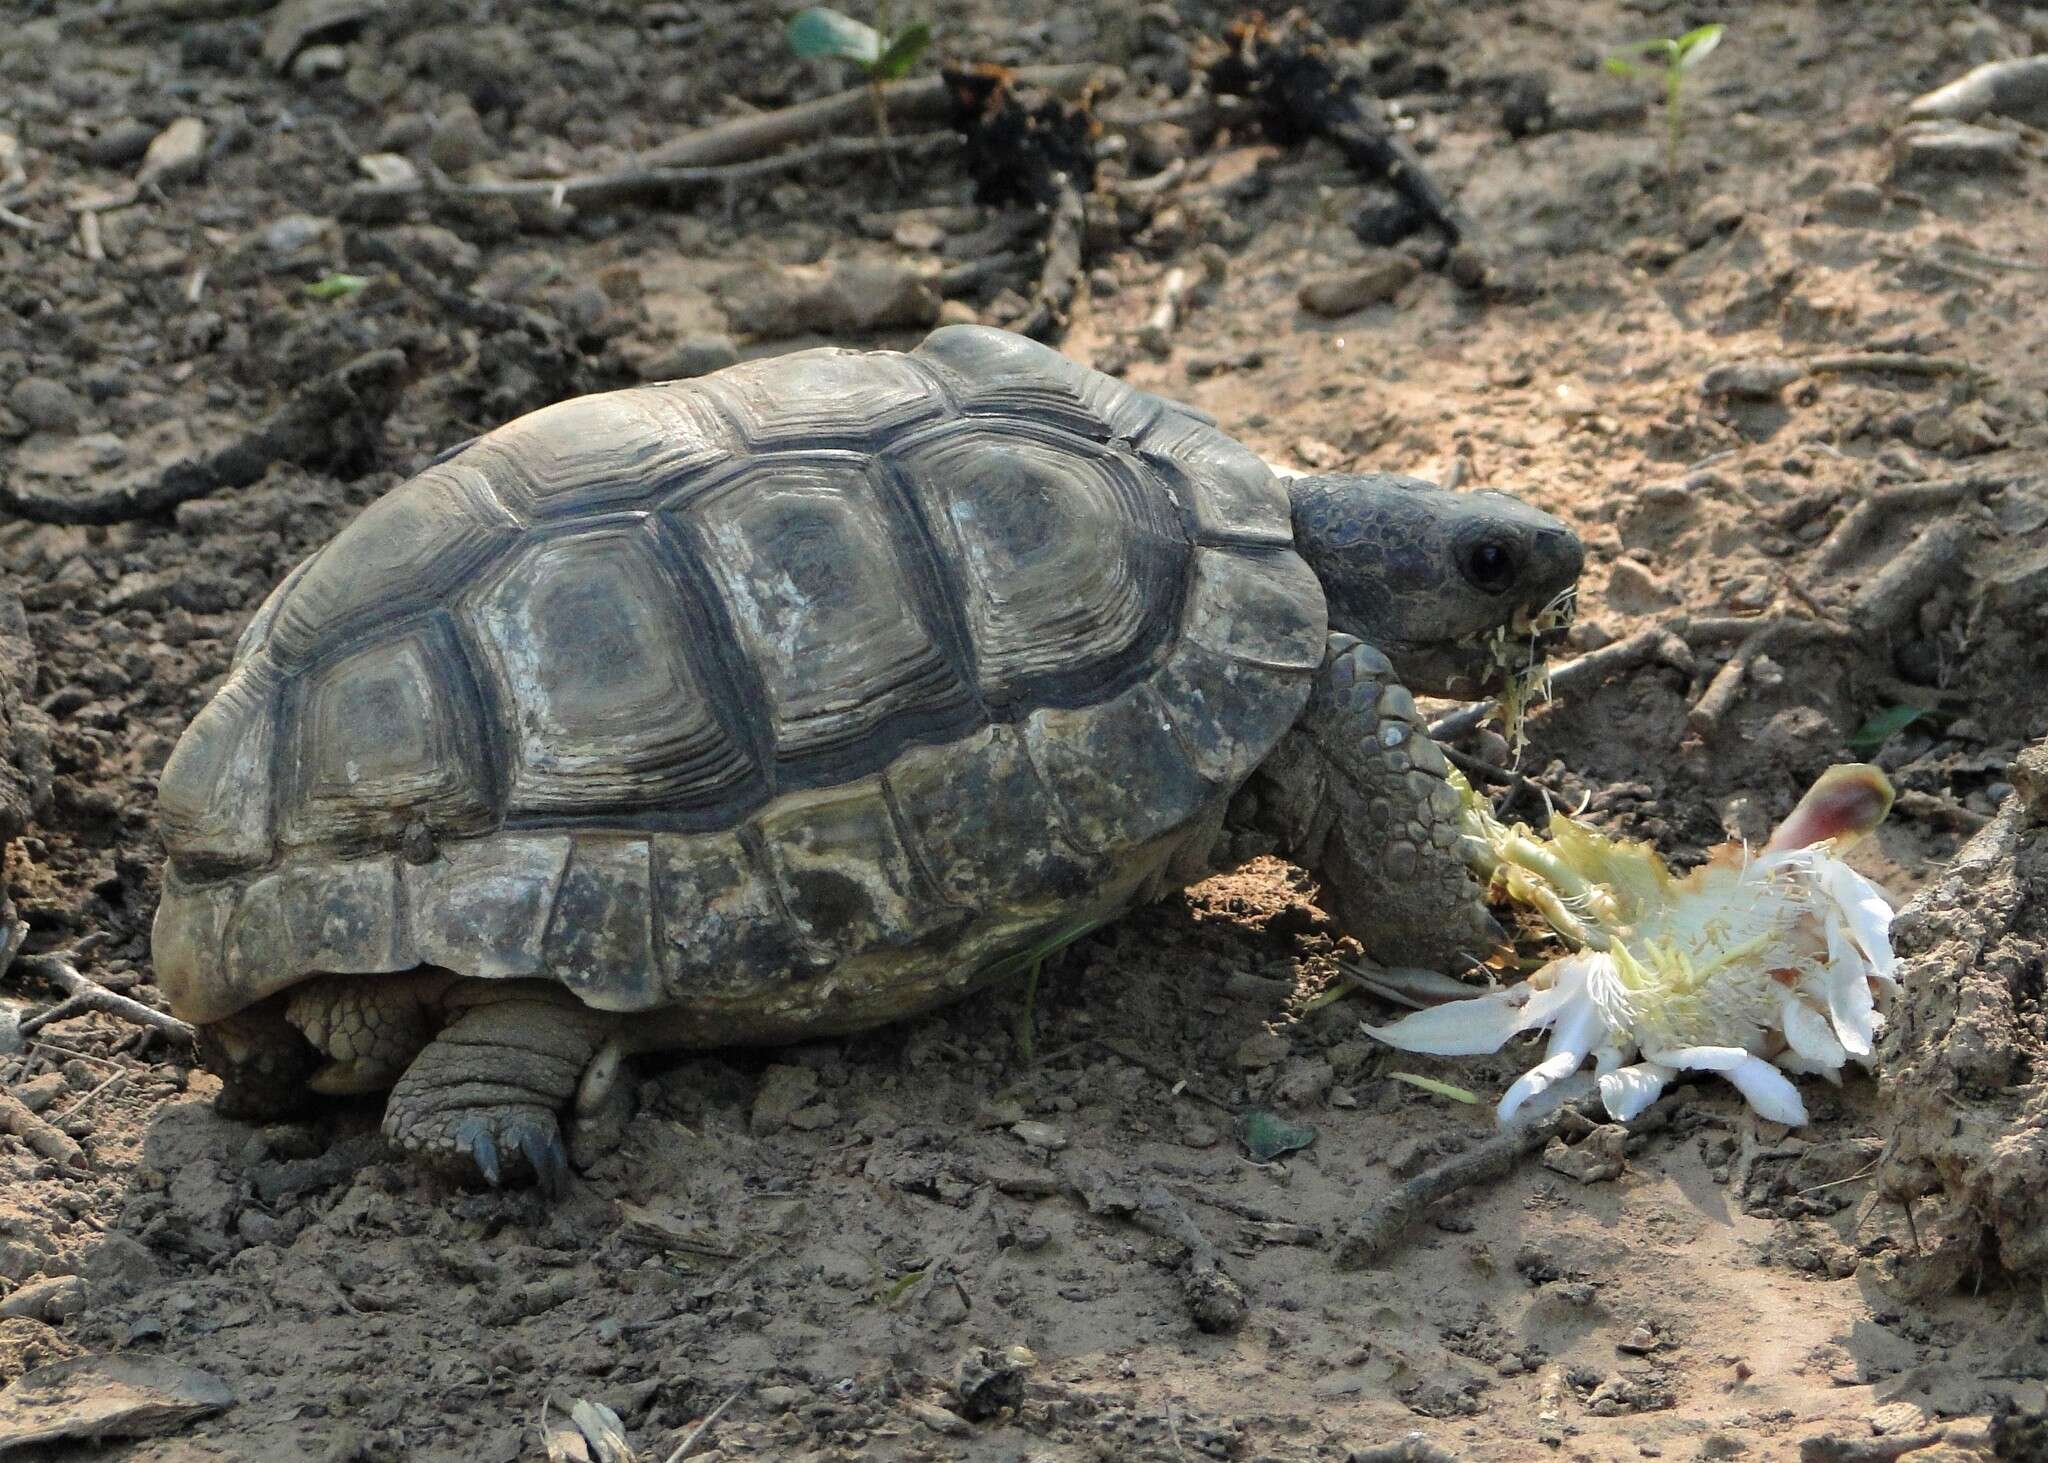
[152,326,1329,1031]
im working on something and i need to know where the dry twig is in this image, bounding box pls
[1428,626,1667,743]
[12,934,197,1047]
[0,1087,84,1167]
[1814,473,2006,573]
[0,349,404,526]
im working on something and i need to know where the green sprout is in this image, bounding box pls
[787,5,933,175]
[1604,22,1725,185]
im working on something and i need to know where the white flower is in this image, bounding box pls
[1362,765,1898,1127]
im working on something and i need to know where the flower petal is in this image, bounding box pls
[1779,994,1847,1069]
[1814,856,1896,982]
[1597,1060,1675,1122]
[1642,1044,1753,1072]
[1498,997,1605,1124]
[1823,961,1876,1058]
[1360,986,1535,1056]
[1723,1055,1809,1125]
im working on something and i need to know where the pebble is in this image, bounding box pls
[641,334,738,381]
[1819,181,1886,220]
[263,213,331,254]
[1010,1120,1068,1151]
[87,118,158,168]
[427,103,488,175]
[356,152,418,188]
[1891,120,2022,177]
[1231,1028,1290,1071]
[291,43,348,81]
[749,1064,820,1134]
[137,117,207,187]
[1297,250,1421,316]
[8,377,83,434]
[0,1275,87,1322]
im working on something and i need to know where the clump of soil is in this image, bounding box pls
[1878,738,2048,1291]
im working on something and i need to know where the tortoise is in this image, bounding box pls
[152,324,1583,1193]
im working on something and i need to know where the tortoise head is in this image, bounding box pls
[1288,472,1584,698]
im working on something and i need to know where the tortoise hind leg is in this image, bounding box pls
[380,978,614,1199]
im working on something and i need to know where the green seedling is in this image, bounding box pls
[1848,703,1933,758]
[787,5,933,175]
[302,272,369,300]
[1604,22,1725,184]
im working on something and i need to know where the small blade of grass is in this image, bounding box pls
[1388,1071,1482,1105]
[872,21,931,80]
[1848,704,1931,758]
[1675,23,1725,68]
[787,6,882,65]
[303,272,369,300]
[880,1268,926,1306]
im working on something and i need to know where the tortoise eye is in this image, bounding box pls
[1462,540,1517,592]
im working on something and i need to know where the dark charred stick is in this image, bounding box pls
[944,64,1101,344]
[0,349,404,526]
[1205,11,1473,243]
[1428,627,1666,743]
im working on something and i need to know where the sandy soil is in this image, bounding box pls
[2,0,2046,1459]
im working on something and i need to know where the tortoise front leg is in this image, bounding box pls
[1274,634,1503,972]
[381,979,613,1199]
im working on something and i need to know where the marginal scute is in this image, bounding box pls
[156,671,277,869]
[403,834,571,978]
[752,778,956,960]
[653,829,818,1000]
[912,325,1164,443]
[1155,640,1317,786]
[1182,548,1329,671]
[466,529,749,816]
[890,422,1188,704]
[150,874,240,1022]
[266,460,519,664]
[1022,680,1212,857]
[545,838,658,1011]
[886,726,1103,909]
[684,457,968,763]
[1140,411,1294,546]
[286,629,494,848]
[699,348,947,447]
[466,386,733,519]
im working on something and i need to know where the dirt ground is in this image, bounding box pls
[2,0,2047,1458]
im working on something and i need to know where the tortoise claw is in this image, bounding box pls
[511,1118,572,1201]
[455,1119,503,1188]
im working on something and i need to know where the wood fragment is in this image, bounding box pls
[1136,266,1192,357]
[1427,626,1666,743]
[0,348,404,526]
[660,1387,745,1463]
[76,208,102,263]
[1893,789,1992,833]
[1796,1428,1947,1463]
[0,1086,84,1167]
[1848,517,1976,633]
[1336,1095,1676,1267]
[12,934,197,1048]
[1135,1184,1249,1333]
[1687,632,1765,737]
[1815,473,2006,573]
[1805,352,1978,378]
[644,65,1107,172]
[343,131,956,222]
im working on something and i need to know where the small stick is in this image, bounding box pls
[1336,1094,1677,1267]
[1848,517,1975,634]
[1427,627,1666,743]
[13,935,198,1047]
[1135,266,1191,357]
[1136,1184,1248,1333]
[1805,352,1979,378]
[77,208,103,263]
[1687,631,1766,737]
[1795,1429,1947,1463]
[0,1087,85,1167]
[661,1388,746,1463]
[0,204,52,236]
[1815,473,2005,573]
[343,131,956,221]
[1015,177,1086,342]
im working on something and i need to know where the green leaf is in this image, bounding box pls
[1388,1071,1481,1105]
[871,20,931,81]
[1603,55,1641,78]
[1237,1108,1317,1163]
[1848,704,1932,757]
[302,272,369,300]
[1675,23,1725,70]
[787,7,881,65]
